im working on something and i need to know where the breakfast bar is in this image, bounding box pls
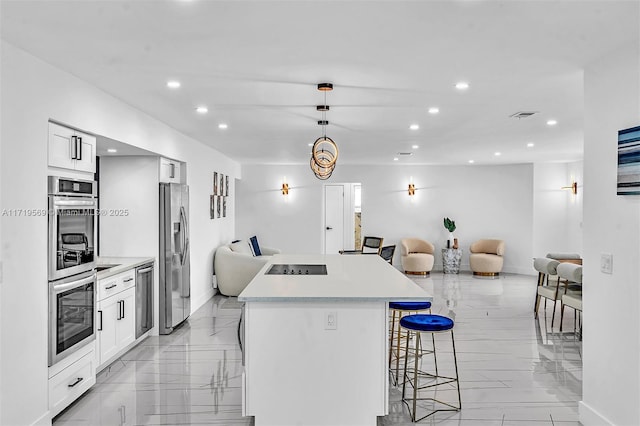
[238,254,431,426]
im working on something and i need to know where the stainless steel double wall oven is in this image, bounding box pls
[48,176,98,366]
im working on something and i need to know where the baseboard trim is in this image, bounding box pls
[579,401,614,426]
[191,287,215,313]
[30,410,50,426]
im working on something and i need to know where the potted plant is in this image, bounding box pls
[443,217,457,248]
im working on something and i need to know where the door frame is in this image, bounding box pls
[321,182,360,254]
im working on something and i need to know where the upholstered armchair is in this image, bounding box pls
[400,238,435,276]
[469,239,505,276]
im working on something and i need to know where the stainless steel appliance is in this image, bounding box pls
[48,176,97,281]
[48,271,96,366]
[159,183,190,334]
[135,262,154,338]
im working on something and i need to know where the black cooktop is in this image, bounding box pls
[266,264,328,275]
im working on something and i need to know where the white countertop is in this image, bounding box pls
[96,256,155,279]
[238,254,431,302]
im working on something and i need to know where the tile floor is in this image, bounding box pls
[53,272,582,425]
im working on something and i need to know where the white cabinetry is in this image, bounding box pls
[48,344,96,418]
[96,269,136,370]
[48,122,97,173]
[159,157,182,183]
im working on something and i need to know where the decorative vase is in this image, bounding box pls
[453,238,459,249]
[448,232,455,249]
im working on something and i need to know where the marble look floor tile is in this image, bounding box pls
[55,272,581,425]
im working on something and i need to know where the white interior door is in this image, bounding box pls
[324,185,344,254]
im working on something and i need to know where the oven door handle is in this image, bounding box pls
[52,274,95,293]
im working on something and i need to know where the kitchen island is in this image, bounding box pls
[238,254,431,426]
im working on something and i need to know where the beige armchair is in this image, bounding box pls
[214,240,280,296]
[400,238,435,276]
[469,239,505,276]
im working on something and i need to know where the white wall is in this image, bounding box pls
[580,43,640,425]
[0,41,239,425]
[99,156,161,334]
[532,161,583,256]
[237,163,540,274]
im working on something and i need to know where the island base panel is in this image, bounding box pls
[244,301,389,426]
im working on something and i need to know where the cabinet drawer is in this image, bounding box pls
[119,269,136,290]
[98,269,136,301]
[98,276,120,301]
[49,349,96,416]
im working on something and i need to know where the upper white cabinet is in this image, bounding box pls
[48,122,97,173]
[159,157,182,183]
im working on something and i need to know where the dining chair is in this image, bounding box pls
[362,236,384,254]
[379,245,396,264]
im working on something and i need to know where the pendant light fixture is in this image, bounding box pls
[310,83,338,180]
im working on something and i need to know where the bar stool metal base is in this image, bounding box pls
[400,316,461,422]
[388,302,431,387]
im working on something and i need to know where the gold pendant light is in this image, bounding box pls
[310,83,338,180]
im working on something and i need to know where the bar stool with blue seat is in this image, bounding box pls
[388,301,432,386]
[400,314,461,422]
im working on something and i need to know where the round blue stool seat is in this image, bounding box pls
[400,314,454,332]
[389,301,431,311]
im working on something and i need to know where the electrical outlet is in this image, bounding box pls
[601,253,613,274]
[325,311,337,330]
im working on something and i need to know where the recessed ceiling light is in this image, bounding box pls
[218,123,228,129]
[167,80,181,89]
[393,157,399,161]
[494,152,501,156]
[409,124,420,130]
[527,143,535,148]
[455,82,469,90]
[412,145,419,149]
[428,107,439,114]
[547,119,558,126]
[196,106,208,114]
[107,148,117,153]
[468,160,475,164]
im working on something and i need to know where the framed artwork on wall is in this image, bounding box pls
[225,175,229,196]
[223,197,227,217]
[217,196,222,218]
[219,174,224,196]
[618,125,640,195]
[210,195,215,219]
[213,172,218,196]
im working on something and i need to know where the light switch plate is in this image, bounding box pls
[325,311,337,330]
[601,253,613,274]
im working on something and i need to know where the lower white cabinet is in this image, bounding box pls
[48,346,96,418]
[97,271,136,370]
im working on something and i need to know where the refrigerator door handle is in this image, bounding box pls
[179,206,189,266]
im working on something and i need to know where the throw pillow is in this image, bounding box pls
[230,240,252,255]
[249,235,262,256]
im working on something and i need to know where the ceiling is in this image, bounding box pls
[1,1,638,166]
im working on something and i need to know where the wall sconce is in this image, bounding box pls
[282,182,289,195]
[562,181,578,195]
[408,183,415,196]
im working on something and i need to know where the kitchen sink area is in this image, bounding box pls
[95,264,120,272]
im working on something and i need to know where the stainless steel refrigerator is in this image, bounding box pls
[159,183,190,334]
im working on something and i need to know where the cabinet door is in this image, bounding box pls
[170,162,181,183]
[159,158,181,183]
[48,122,76,170]
[97,296,120,366]
[75,132,97,173]
[117,287,136,349]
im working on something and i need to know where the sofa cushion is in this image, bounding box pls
[249,235,262,256]
[229,240,252,255]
